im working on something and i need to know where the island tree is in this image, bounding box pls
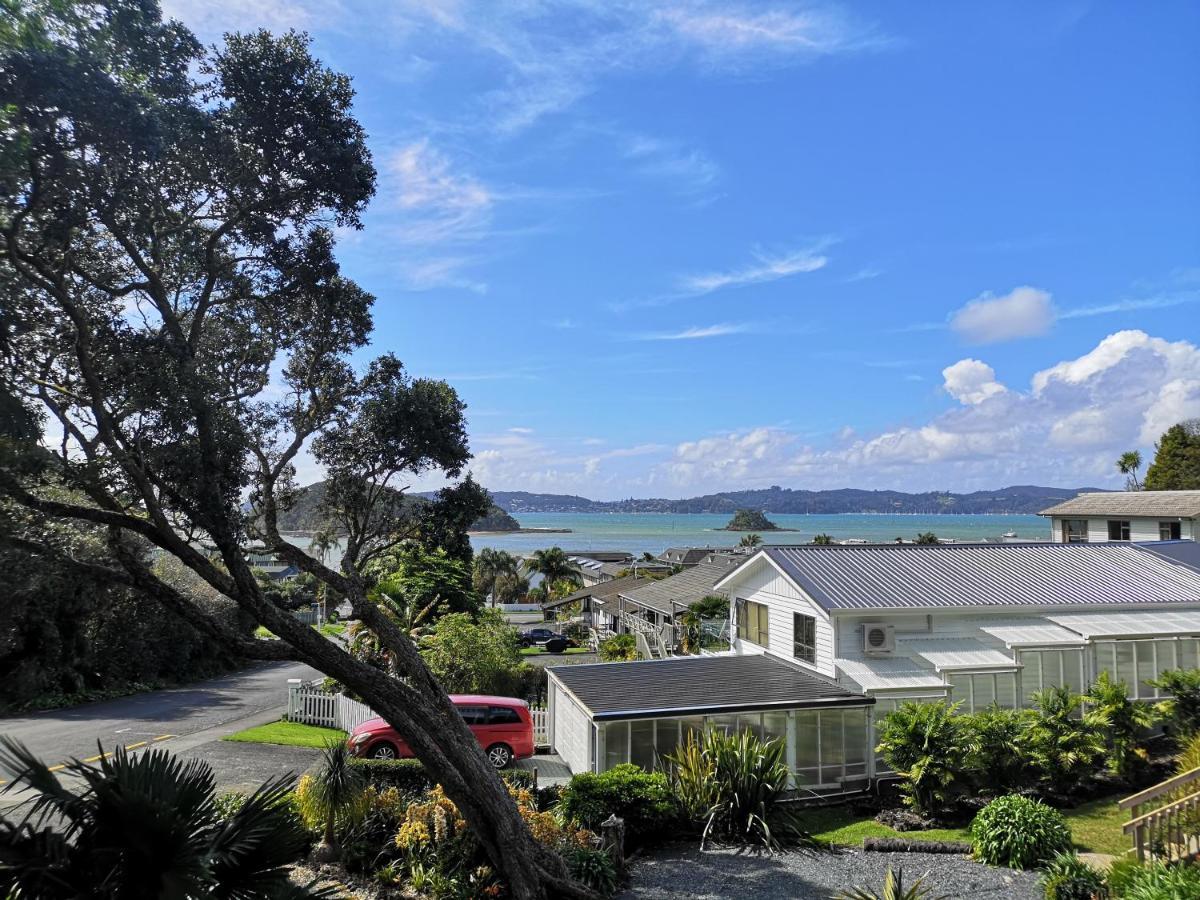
[725,508,779,531]
[0,4,590,896]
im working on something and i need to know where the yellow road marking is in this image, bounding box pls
[47,764,66,773]
[83,752,113,763]
[123,741,147,751]
[153,734,174,742]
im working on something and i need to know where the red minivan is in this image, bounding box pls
[347,694,535,769]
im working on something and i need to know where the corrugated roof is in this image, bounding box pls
[900,638,1016,670]
[1047,610,1200,639]
[834,657,947,693]
[1142,541,1200,572]
[619,562,732,615]
[739,543,1200,611]
[547,575,650,609]
[980,622,1088,647]
[549,653,870,720]
[1039,490,1200,518]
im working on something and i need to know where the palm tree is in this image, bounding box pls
[0,738,322,899]
[915,532,940,545]
[812,533,835,545]
[307,741,367,862]
[522,547,581,598]
[738,533,762,548]
[1117,450,1143,490]
[308,524,338,619]
[474,547,520,608]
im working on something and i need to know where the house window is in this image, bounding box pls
[736,599,769,646]
[1017,648,1086,706]
[1061,519,1088,543]
[1160,521,1182,541]
[1107,520,1131,541]
[947,671,1018,713]
[793,613,817,664]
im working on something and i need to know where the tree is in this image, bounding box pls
[0,6,587,896]
[738,533,762,548]
[0,739,317,899]
[523,547,582,597]
[724,509,778,531]
[1024,687,1104,795]
[420,610,528,695]
[1085,670,1155,780]
[1143,420,1200,490]
[475,547,521,607]
[1117,450,1143,491]
[915,532,940,545]
[812,533,834,545]
[305,740,366,862]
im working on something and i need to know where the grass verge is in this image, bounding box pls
[519,646,591,656]
[223,719,347,749]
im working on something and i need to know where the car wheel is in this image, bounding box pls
[369,741,399,760]
[486,743,513,769]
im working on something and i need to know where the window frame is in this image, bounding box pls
[736,598,769,647]
[1061,519,1088,543]
[1159,521,1182,541]
[1107,519,1131,541]
[792,612,816,664]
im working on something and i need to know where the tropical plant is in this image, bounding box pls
[874,701,969,817]
[523,548,583,598]
[1117,450,1144,490]
[419,610,528,695]
[563,847,618,897]
[1023,687,1105,795]
[1148,668,1200,744]
[493,571,531,605]
[1085,670,1156,779]
[0,738,324,899]
[598,633,639,661]
[665,731,719,822]
[738,533,763,548]
[1107,858,1200,899]
[966,705,1032,794]
[664,729,804,850]
[915,532,940,545]
[1038,851,1107,900]
[1143,419,1200,491]
[559,764,676,850]
[296,740,368,860]
[970,794,1072,870]
[678,595,731,655]
[812,533,835,545]
[474,548,521,607]
[834,867,948,900]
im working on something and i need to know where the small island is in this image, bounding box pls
[721,508,787,531]
[468,505,573,534]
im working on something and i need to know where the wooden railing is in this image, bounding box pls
[1120,765,1200,863]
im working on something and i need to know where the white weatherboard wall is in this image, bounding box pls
[1050,516,1195,543]
[728,557,836,677]
[550,680,591,775]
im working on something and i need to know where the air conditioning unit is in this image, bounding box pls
[862,623,895,656]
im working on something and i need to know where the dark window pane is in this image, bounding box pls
[1160,521,1182,540]
[489,706,522,724]
[458,706,488,725]
[1107,520,1131,541]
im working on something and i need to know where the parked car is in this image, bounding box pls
[347,694,535,768]
[519,627,560,647]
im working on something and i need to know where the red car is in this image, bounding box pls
[347,694,535,769]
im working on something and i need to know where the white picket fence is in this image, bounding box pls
[286,678,549,745]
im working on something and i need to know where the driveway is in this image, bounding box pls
[0,659,320,789]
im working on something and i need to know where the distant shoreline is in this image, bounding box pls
[468,527,573,535]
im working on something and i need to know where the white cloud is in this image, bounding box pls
[679,244,830,295]
[949,286,1056,344]
[634,322,754,341]
[385,140,493,244]
[942,359,1007,405]
[162,0,339,37]
[655,5,885,61]
[622,133,720,198]
[1058,293,1200,320]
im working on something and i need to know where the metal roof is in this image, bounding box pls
[1047,610,1200,639]
[618,562,733,615]
[1039,490,1200,518]
[833,657,947,693]
[548,653,870,720]
[980,622,1088,647]
[731,543,1200,611]
[1142,541,1200,572]
[546,575,650,609]
[900,638,1017,671]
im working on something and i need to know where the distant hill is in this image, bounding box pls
[722,509,781,531]
[483,485,1108,516]
[275,482,519,534]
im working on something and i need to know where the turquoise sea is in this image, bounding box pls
[467,512,1050,556]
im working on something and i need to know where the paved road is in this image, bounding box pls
[0,659,320,776]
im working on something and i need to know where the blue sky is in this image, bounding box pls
[170,1,1200,498]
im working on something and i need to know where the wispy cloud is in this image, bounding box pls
[385,140,493,244]
[1058,293,1200,320]
[679,243,831,296]
[634,322,755,341]
[845,267,883,283]
[622,133,720,198]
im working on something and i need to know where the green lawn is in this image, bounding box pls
[519,646,592,656]
[805,794,1130,855]
[223,719,347,749]
[319,621,346,637]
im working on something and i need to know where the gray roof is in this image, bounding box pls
[1039,490,1200,518]
[728,543,1200,612]
[1142,540,1200,571]
[546,575,650,609]
[658,547,723,565]
[598,559,672,580]
[548,653,870,720]
[618,562,734,615]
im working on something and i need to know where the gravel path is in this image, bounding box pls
[620,846,1042,899]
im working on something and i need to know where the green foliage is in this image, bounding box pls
[564,847,618,897]
[523,547,582,593]
[473,547,523,602]
[349,758,534,800]
[1085,670,1156,779]
[419,609,530,695]
[812,533,835,545]
[1117,450,1144,490]
[875,701,970,816]
[598,633,639,661]
[372,545,480,621]
[834,867,949,900]
[915,532,940,545]
[306,741,368,850]
[970,794,1072,870]
[738,533,763,547]
[472,505,521,532]
[214,790,248,821]
[664,729,804,850]
[678,594,730,654]
[1149,669,1200,744]
[1107,859,1200,899]
[1024,687,1105,795]
[559,764,676,850]
[0,738,325,899]
[1039,852,1106,900]
[1143,420,1200,491]
[966,705,1032,794]
[725,509,778,531]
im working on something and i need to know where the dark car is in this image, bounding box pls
[519,627,560,647]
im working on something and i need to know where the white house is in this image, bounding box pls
[545,541,1200,791]
[1040,490,1200,543]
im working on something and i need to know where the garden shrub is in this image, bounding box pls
[598,633,638,661]
[1085,671,1156,780]
[1149,669,1200,745]
[1107,859,1200,899]
[875,701,971,817]
[349,757,534,798]
[967,706,1032,795]
[559,764,676,849]
[213,790,247,821]
[833,866,944,900]
[1023,687,1104,796]
[1038,852,1106,900]
[564,847,619,897]
[970,794,1071,870]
